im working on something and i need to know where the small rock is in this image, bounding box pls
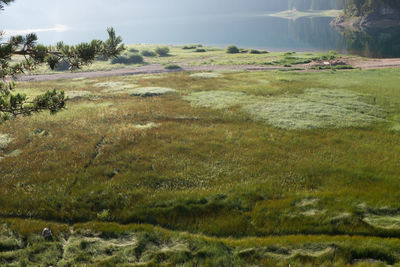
[42,227,53,240]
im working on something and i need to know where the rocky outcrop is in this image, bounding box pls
[331,5,400,28]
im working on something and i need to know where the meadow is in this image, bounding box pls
[1,48,400,265]
[26,44,348,75]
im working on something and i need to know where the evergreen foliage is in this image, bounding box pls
[0,2,125,121]
[345,0,400,16]
[0,0,13,10]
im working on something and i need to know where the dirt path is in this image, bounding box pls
[17,57,400,82]
[346,58,400,70]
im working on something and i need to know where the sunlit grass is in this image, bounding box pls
[22,44,352,75]
[1,68,400,265]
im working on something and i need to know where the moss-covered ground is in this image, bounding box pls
[1,64,400,265]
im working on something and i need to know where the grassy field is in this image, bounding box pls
[22,44,348,75]
[1,62,400,265]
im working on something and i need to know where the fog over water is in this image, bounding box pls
[1,0,399,57]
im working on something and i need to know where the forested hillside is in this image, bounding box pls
[345,0,400,16]
[288,0,345,11]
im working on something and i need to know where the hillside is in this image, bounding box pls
[332,0,400,27]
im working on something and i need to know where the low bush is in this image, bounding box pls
[195,48,207,52]
[164,64,181,70]
[283,51,296,56]
[249,49,269,54]
[129,48,139,53]
[141,50,157,57]
[311,65,354,70]
[182,44,202,50]
[183,46,196,50]
[111,54,144,64]
[226,45,240,54]
[155,46,170,57]
[321,51,338,60]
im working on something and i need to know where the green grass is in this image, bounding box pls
[130,87,176,97]
[1,67,400,265]
[268,9,343,20]
[2,220,400,266]
[18,44,356,75]
[190,72,222,79]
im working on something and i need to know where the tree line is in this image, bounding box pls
[344,0,400,16]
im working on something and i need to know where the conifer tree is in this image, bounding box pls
[0,0,125,121]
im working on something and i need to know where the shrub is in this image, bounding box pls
[155,46,170,57]
[0,134,13,149]
[195,48,206,53]
[129,48,139,53]
[284,51,296,56]
[183,44,202,50]
[164,64,181,70]
[321,51,338,60]
[141,50,157,57]
[249,49,269,54]
[226,45,240,54]
[111,54,144,64]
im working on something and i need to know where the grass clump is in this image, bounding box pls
[249,49,268,54]
[0,134,13,150]
[182,44,202,50]
[189,72,222,79]
[111,54,144,65]
[130,87,176,97]
[244,89,384,130]
[140,49,157,57]
[65,90,91,100]
[185,88,384,130]
[132,122,160,130]
[155,46,170,57]
[311,65,354,70]
[164,64,181,70]
[226,45,240,54]
[363,214,400,230]
[195,48,207,53]
[95,81,138,93]
[184,90,255,110]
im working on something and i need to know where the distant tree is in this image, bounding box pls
[0,1,125,121]
[226,45,240,54]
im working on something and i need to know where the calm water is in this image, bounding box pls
[1,0,399,58]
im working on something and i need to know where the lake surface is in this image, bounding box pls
[1,0,399,58]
